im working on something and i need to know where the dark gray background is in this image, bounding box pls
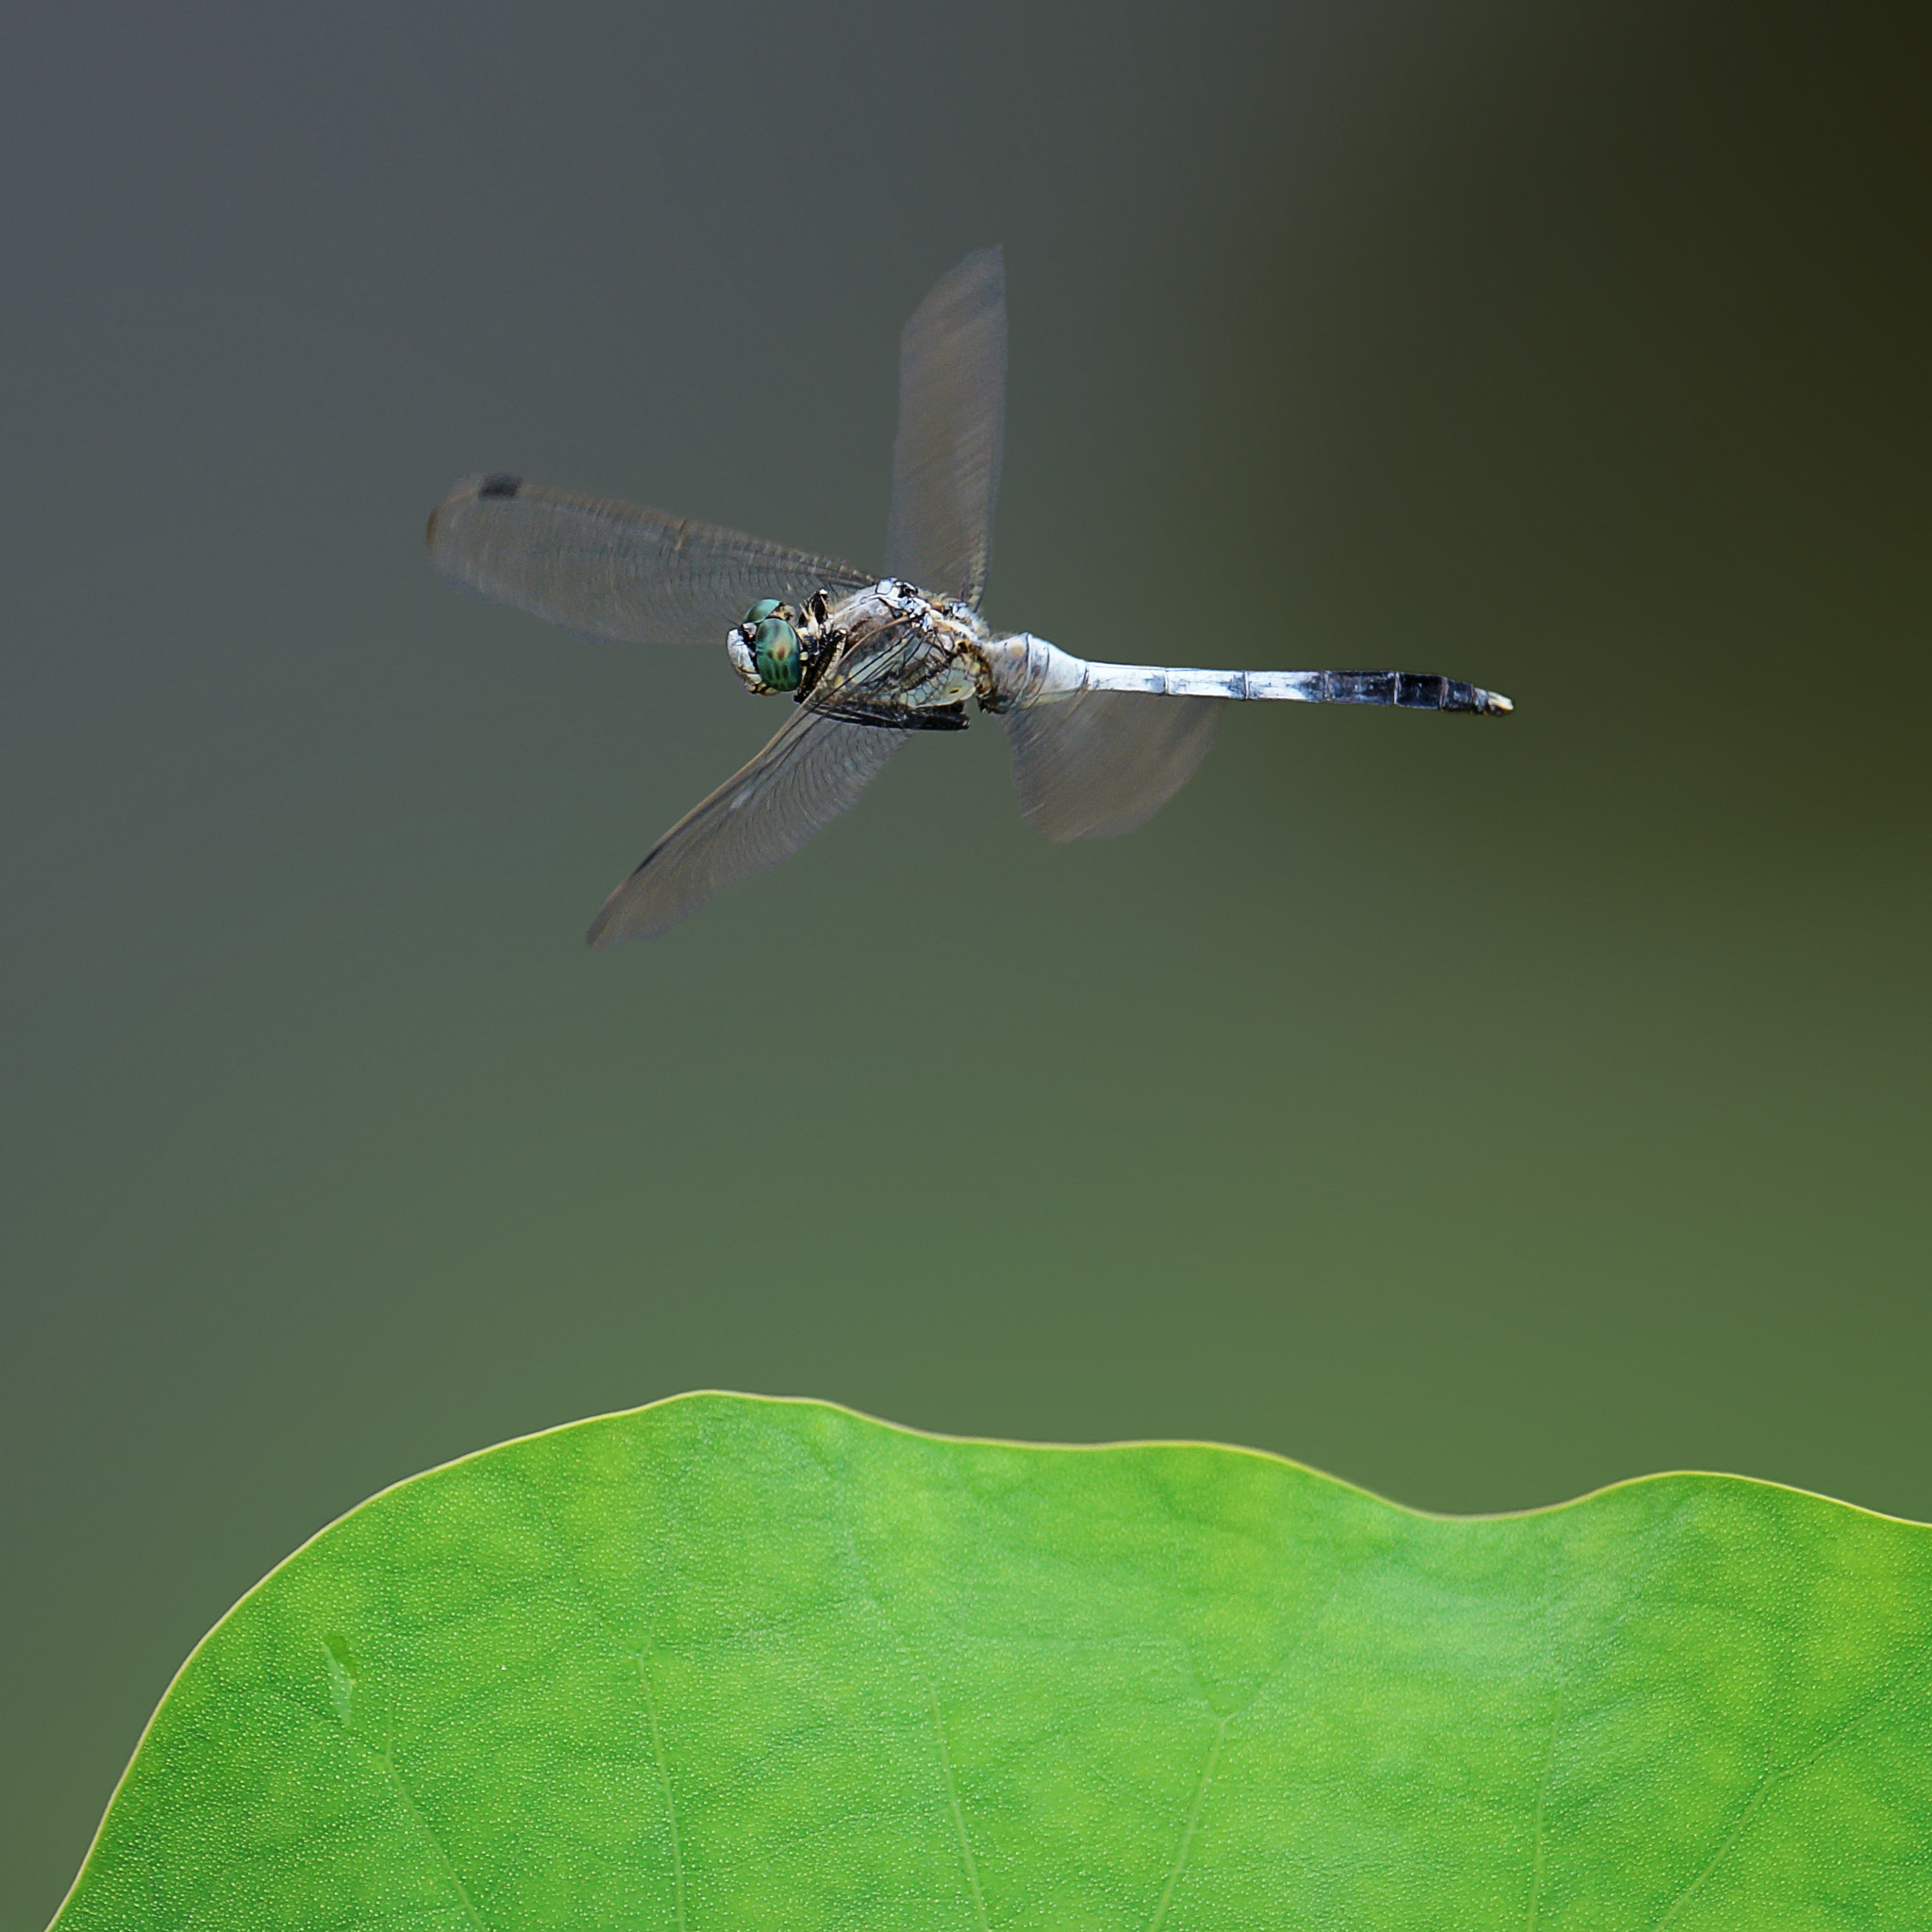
[4,3,1927,1923]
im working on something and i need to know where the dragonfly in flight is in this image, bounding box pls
[428,248,1511,944]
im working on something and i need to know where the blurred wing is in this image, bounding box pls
[586,703,911,945]
[427,474,873,646]
[1003,690,1221,841]
[883,247,1007,610]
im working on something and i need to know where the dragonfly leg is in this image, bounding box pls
[811,696,970,731]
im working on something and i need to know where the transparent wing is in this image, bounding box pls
[1003,689,1221,841]
[587,698,911,945]
[427,474,874,646]
[883,248,1007,610]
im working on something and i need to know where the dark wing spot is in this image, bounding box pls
[477,474,523,499]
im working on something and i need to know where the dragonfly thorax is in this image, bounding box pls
[726,579,991,717]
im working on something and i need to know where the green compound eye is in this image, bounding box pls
[743,597,783,625]
[751,617,803,691]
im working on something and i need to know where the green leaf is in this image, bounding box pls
[51,1393,1932,1930]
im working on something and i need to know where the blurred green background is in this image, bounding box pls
[2,1,1926,1921]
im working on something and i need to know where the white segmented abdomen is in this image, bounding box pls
[1079,662,1320,700]
[984,635,1318,705]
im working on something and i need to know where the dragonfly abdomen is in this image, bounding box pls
[990,637,1512,716]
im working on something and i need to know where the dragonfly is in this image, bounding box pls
[428,247,1511,944]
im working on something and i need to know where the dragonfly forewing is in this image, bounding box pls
[428,474,873,648]
[586,692,912,946]
[882,247,1007,612]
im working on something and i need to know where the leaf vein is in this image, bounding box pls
[636,1655,689,1932]
[930,1687,990,1932]
[379,1745,492,1932]
[1147,1717,1225,1932]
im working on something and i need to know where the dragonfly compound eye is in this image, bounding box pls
[742,597,783,624]
[750,617,803,691]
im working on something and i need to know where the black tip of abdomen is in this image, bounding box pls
[477,473,523,499]
[1308,670,1492,712]
[1395,673,1484,711]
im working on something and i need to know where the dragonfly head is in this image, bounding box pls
[727,592,833,695]
[726,597,803,693]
